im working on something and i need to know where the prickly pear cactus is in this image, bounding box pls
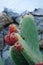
[19,14,43,63]
[10,14,43,65]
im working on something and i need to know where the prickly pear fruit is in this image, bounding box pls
[9,24,17,33]
[14,41,22,52]
[5,34,14,46]
[35,62,43,65]
[10,32,18,43]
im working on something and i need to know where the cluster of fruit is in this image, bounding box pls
[5,24,22,52]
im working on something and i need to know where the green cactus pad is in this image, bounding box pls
[19,14,43,62]
[0,56,4,65]
[19,14,39,51]
[9,46,29,65]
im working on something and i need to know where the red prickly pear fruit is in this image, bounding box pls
[9,24,17,33]
[5,34,14,46]
[10,32,18,43]
[35,62,43,65]
[14,41,22,52]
